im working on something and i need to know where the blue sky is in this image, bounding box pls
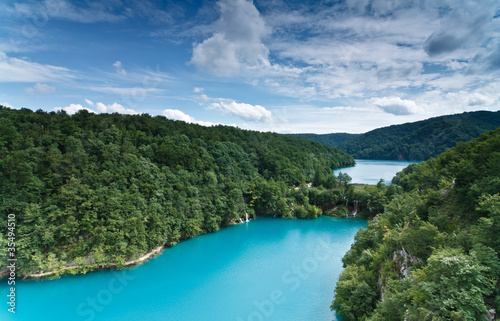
[1,0,499,133]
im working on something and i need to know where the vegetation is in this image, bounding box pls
[332,127,500,320]
[286,132,360,147]
[296,111,500,161]
[0,106,355,277]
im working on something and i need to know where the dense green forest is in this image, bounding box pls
[297,111,500,161]
[332,127,500,320]
[0,106,355,277]
[286,132,360,147]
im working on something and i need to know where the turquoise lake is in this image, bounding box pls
[334,159,420,185]
[1,217,366,321]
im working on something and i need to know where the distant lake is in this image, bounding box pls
[334,159,421,185]
[1,217,366,321]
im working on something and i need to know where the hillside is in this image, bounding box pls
[0,106,353,277]
[332,127,500,320]
[286,133,360,147]
[337,110,500,160]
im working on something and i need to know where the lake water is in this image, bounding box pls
[1,217,366,321]
[333,159,420,185]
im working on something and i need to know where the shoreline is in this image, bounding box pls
[6,212,361,280]
[15,245,164,280]
[10,217,258,280]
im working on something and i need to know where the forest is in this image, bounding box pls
[294,111,500,161]
[287,132,360,148]
[332,127,500,320]
[0,106,355,277]
[2,105,499,320]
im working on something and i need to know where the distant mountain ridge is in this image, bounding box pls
[286,132,360,147]
[290,111,500,161]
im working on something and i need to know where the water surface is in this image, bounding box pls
[1,217,366,321]
[334,159,420,185]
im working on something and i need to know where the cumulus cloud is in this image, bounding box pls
[190,0,270,75]
[195,92,273,122]
[0,52,73,82]
[246,0,499,107]
[162,109,219,127]
[0,102,16,109]
[53,100,138,115]
[370,97,424,115]
[162,108,195,122]
[25,83,56,95]
[208,99,272,122]
[95,102,138,115]
[54,104,96,115]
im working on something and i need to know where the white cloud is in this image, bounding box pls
[190,0,270,75]
[162,109,219,127]
[195,92,273,122]
[244,104,418,134]
[197,0,500,115]
[0,102,16,109]
[0,52,73,82]
[196,94,210,104]
[208,99,272,122]
[53,100,138,115]
[162,109,196,122]
[54,104,96,115]
[95,102,138,115]
[25,83,56,95]
[370,97,424,115]
[113,61,126,75]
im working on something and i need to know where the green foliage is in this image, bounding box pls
[408,248,495,320]
[337,111,500,160]
[332,265,378,321]
[0,106,354,277]
[286,132,360,147]
[333,127,500,320]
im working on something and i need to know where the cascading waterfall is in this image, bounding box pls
[245,211,249,222]
[352,200,359,217]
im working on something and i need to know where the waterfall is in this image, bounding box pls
[245,211,249,222]
[352,200,359,217]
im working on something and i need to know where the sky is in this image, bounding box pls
[1,0,499,134]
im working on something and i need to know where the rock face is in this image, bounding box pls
[484,308,496,321]
[392,247,422,279]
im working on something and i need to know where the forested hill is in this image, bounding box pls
[333,127,500,320]
[0,106,353,277]
[292,111,500,161]
[336,110,500,160]
[286,132,360,147]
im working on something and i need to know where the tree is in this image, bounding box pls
[409,248,495,320]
